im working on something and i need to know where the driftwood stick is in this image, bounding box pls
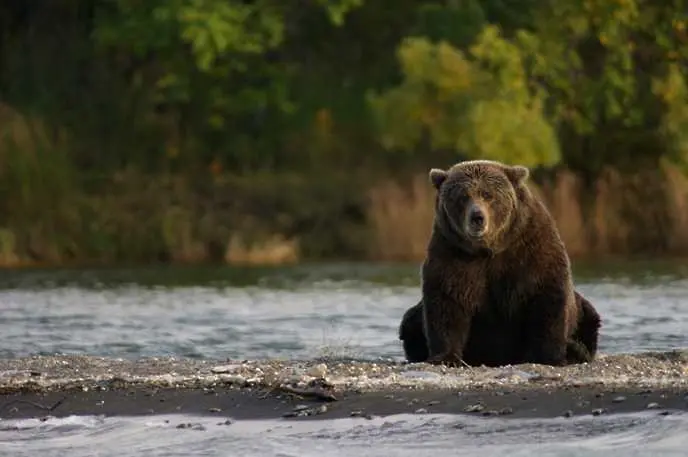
[1,396,66,413]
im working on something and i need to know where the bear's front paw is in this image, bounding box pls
[523,347,567,367]
[426,352,467,368]
[565,340,593,365]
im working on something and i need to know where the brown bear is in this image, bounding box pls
[399,290,601,365]
[408,159,602,367]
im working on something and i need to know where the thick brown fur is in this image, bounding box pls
[410,159,602,367]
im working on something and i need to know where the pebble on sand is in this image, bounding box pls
[4,352,688,392]
[2,352,688,414]
[464,404,484,413]
[307,364,328,378]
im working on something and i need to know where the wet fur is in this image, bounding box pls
[409,160,602,367]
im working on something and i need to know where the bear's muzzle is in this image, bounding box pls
[464,201,489,238]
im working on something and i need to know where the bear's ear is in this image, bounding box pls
[505,165,530,186]
[429,168,448,190]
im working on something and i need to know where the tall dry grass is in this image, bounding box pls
[367,175,435,261]
[365,164,688,261]
[529,170,587,258]
[225,234,300,266]
[2,100,687,268]
[0,104,78,266]
[662,162,688,252]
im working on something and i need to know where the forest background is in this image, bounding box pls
[1,0,688,268]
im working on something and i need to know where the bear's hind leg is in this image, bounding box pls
[398,300,429,363]
[568,291,601,362]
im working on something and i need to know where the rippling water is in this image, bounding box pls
[2,412,688,457]
[1,261,688,456]
[2,262,688,360]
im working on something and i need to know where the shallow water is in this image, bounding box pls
[1,412,688,457]
[1,261,688,456]
[1,262,688,361]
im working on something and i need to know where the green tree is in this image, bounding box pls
[368,26,560,167]
[370,0,688,175]
[91,0,366,170]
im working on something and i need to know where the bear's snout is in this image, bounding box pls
[465,202,488,237]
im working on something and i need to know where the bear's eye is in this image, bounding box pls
[482,190,494,201]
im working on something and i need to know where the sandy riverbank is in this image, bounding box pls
[1,351,687,421]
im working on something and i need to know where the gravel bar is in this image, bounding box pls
[1,351,687,421]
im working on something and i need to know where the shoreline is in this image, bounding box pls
[1,352,687,421]
[2,384,686,422]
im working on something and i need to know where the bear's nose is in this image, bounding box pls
[469,207,485,228]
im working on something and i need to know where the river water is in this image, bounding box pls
[1,261,688,456]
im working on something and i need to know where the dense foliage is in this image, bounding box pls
[0,0,687,264]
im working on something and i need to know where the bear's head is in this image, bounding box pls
[429,159,531,253]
